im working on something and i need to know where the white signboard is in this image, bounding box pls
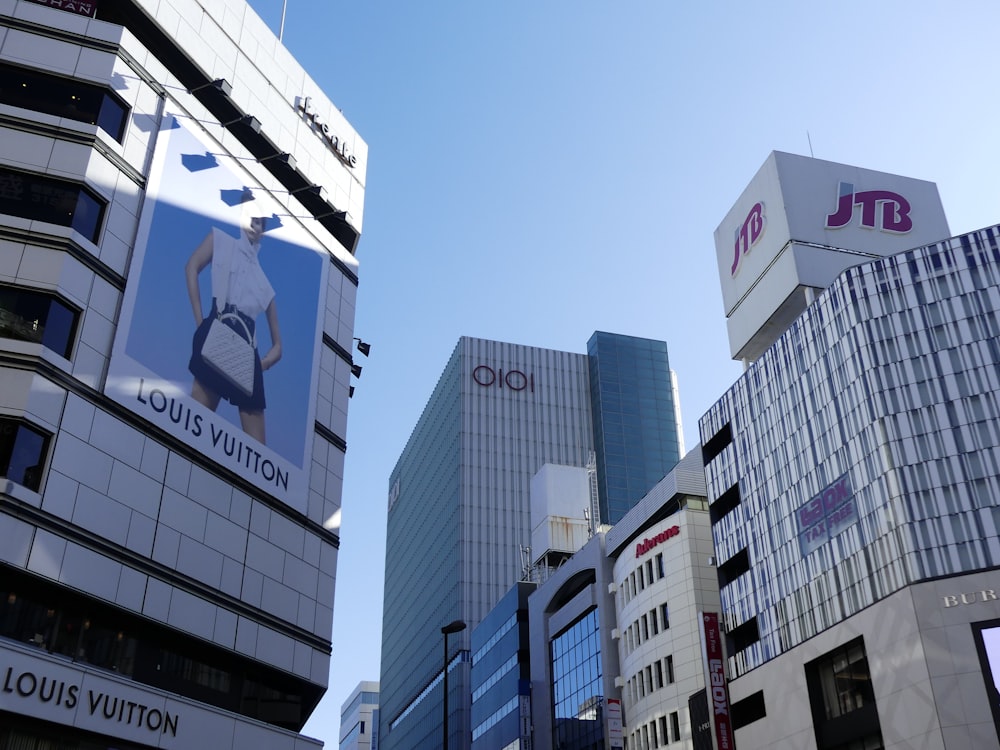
[715,151,950,317]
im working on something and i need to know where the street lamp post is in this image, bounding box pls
[441,619,467,750]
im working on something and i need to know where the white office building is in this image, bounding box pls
[701,152,1000,749]
[605,450,721,750]
[340,681,379,750]
[0,0,365,747]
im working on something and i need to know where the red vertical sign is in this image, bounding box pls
[702,612,735,750]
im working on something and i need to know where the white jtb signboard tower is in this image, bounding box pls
[715,152,950,363]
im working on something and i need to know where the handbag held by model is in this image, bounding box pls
[201,311,255,397]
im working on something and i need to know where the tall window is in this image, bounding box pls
[551,609,604,749]
[0,286,79,358]
[0,418,49,491]
[805,638,883,750]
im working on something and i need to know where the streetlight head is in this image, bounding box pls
[441,620,466,635]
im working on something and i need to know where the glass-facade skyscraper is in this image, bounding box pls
[380,333,682,750]
[588,332,682,524]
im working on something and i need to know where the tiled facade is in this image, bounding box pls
[0,0,364,747]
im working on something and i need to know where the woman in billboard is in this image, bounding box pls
[185,213,282,444]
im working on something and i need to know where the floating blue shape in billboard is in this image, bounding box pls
[181,151,220,172]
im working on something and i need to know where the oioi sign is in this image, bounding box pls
[472,365,535,392]
[731,181,913,278]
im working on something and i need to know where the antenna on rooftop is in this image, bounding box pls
[586,451,600,532]
[279,0,288,41]
[520,545,534,582]
[807,131,815,158]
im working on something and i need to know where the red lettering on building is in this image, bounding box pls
[634,525,680,558]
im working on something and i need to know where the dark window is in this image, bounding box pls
[710,483,742,525]
[665,655,674,684]
[660,602,670,630]
[0,567,320,731]
[701,422,732,464]
[717,548,751,588]
[0,167,106,243]
[0,62,129,141]
[669,711,680,742]
[2,713,151,750]
[0,285,79,358]
[731,690,767,729]
[805,638,883,750]
[726,616,760,655]
[0,418,49,491]
[655,552,664,579]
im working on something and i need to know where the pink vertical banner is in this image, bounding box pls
[702,612,735,750]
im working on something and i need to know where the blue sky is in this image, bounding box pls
[245,1,1000,744]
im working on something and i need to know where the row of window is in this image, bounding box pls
[1,714,149,750]
[0,166,106,244]
[0,568,319,730]
[621,551,666,608]
[471,652,517,703]
[0,62,130,142]
[624,710,681,750]
[341,690,379,719]
[625,654,674,710]
[623,602,670,655]
[339,720,367,749]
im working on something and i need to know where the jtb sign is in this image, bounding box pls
[731,201,765,276]
[825,181,912,233]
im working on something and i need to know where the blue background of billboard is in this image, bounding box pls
[124,124,323,467]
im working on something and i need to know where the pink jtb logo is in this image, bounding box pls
[825,182,912,233]
[731,201,765,276]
